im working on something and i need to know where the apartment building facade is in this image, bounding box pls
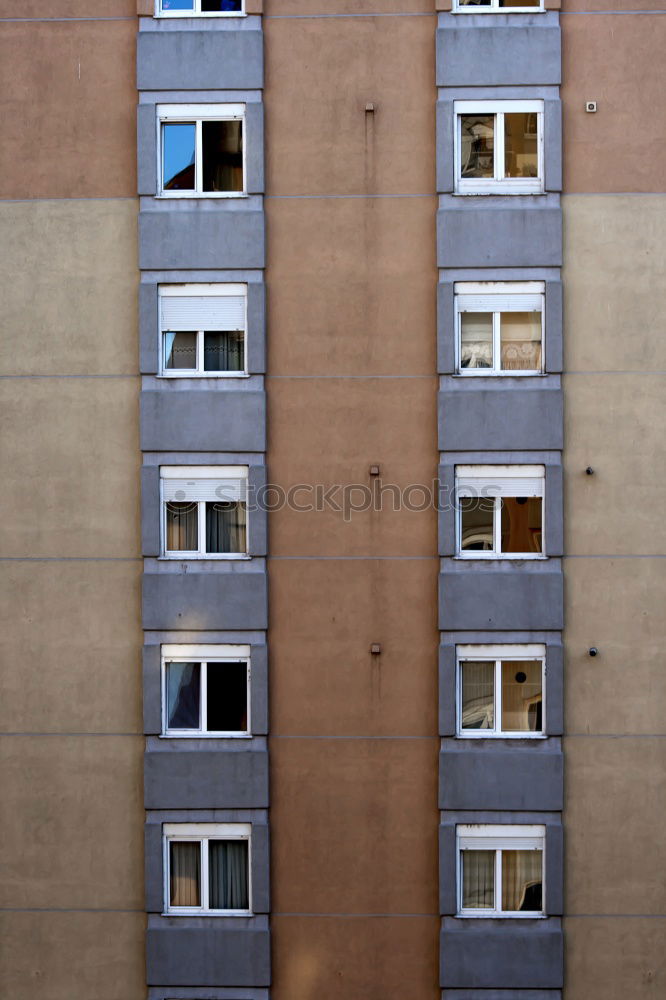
[1,2,664,1000]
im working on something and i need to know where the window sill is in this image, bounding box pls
[454,370,544,378]
[155,12,247,18]
[156,192,248,200]
[160,553,251,560]
[160,731,253,739]
[454,554,547,561]
[456,732,546,740]
[157,371,250,379]
[454,187,544,197]
[456,912,547,919]
[163,909,253,917]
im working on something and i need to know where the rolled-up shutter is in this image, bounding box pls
[457,293,542,313]
[456,466,544,498]
[161,294,246,331]
[161,475,247,503]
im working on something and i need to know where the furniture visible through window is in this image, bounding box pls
[457,644,545,736]
[160,466,248,558]
[458,824,545,916]
[162,644,251,736]
[159,104,245,196]
[157,1,244,17]
[164,823,251,915]
[455,282,544,374]
[455,100,543,194]
[454,0,542,11]
[159,284,247,376]
[456,465,544,557]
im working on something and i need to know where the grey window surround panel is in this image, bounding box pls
[144,748,268,810]
[145,818,270,915]
[143,570,268,631]
[146,921,271,987]
[140,389,266,453]
[439,640,563,737]
[438,458,563,558]
[440,917,563,989]
[436,103,562,196]
[439,739,563,812]
[437,280,562,375]
[141,463,267,557]
[439,561,563,632]
[436,15,561,88]
[443,992,561,1000]
[149,990,269,1000]
[139,281,266,375]
[139,205,266,271]
[138,101,264,196]
[437,198,562,269]
[143,641,268,735]
[137,28,263,92]
[438,380,563,452]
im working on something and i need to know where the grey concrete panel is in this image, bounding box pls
[544,282,563,374]
[437,281,455,374]
[140,281,159,374]
[439,820,458,915]
[146,922,271,987]
[436,18,561,88]
[544,462,563,557]
[440,917,563,989]
[149,990,269,1000]
[438,381,563,452]
[138,102,158,196]
[245,102,265,195]
[437,199,562,269]
[438,462,457,557]
[247,281,266,374]
[248,465,268,557]
[544,643,563,736]
[143,571,268,631]
[439,563,563,631]
[439,643,457,737]
[544,101,562,193]
[439,740,563,811]
[144,643,162,735]
[250,822,270,914]
[145,749,268,810]
[142,464,162,557]
[139,207,265,271]
[437,101,455,194]
[145,820,163,915]
[140,389,266,453]
[137,29,264,92]
[250,642,268,736]
[443,991,561,1000]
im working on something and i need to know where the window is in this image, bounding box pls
[457,644,545,736]
[159,284,247,376]
[162,644,251,737]
[455,101,543,195]
[164,823,251,915]
[161,466,248,558]
[455,282,544,375]
[458,825,545,916]
[454,0,542,11]
[159,104,245,197]
[157,1,244,16]
[456,465,544,558]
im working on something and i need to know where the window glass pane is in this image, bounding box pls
[163,123,196,190]
[167,661,201,729]
[166,501,198,551]
[170,841,201,907]
[205,501,247,553]
[462,850,495,909]
[209,840,249,909]
[461,661,494,730]
[202,120,243,192]
[500,0,540,6]
[460,115,495,178]
[458,0,493,7]
[460,496,494,551]
[501,660,542,732]
[207,661,248,732]
[164,331,197,370]
[203,331,244,372]
[502,849,542,911]
[161,0,195,9]
[500,312,542,371]
[203,0,243,9]
[460,313,493,370]
[501,497,542,554]
[504,113,538,179]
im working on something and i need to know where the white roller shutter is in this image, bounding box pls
[457,293,542,313]
[456,466,544,499]
[162,476,247,503]
[161,295,245,332]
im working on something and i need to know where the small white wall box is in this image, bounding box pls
[585,101,597,113]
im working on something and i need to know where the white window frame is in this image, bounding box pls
[457,824,545,917]
[157,103,246,198]
[454,281,545,376]
[456,644,546,739]
[455,464,545,560]
[160,465,249,560]
[156,1,246,18]
[454,100,544,195]
[162,644,251,738]
[163,822,252,916]
[452,0,544,12]
[158,283,249,378]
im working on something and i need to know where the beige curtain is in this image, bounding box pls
[462,850,494,909]
[170,842,200,907]
[502,850,542,911]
